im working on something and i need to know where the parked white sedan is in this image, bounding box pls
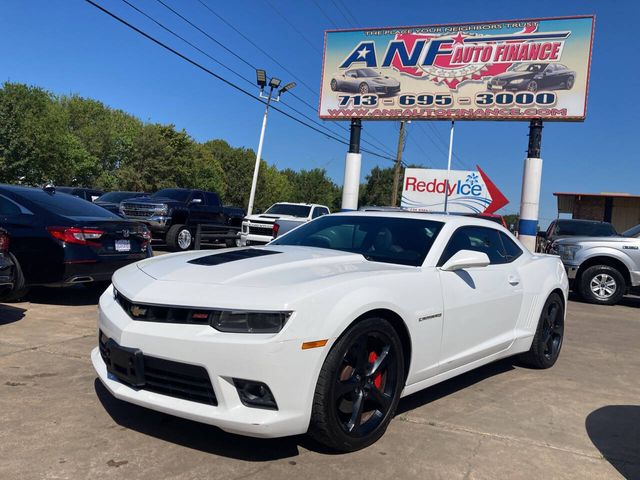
[92,212,568,451]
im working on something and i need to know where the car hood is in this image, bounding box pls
[371,76,399,86]
[244,214,302,222]
[122,196,179,205]
[135,246,409,288]
[492,71,533,81]
[553,236,628,244]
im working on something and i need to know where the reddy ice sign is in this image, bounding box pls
[320,16,594,121]
[401,167,508,214]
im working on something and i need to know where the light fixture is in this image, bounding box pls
[268,77,281,89]
[278,82,296,95]
[256,69,267,88]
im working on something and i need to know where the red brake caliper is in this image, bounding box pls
[368,351,383,389]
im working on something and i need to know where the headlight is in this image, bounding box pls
[557,244,582,261]
[154,204,168,215]
[211,310,292,333]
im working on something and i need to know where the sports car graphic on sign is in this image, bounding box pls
[487,63,577,92]
[93,212,568,452]
[330,68,401,96]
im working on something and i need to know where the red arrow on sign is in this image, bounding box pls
[477,165,509,214]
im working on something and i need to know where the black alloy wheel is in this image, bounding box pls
[309,317,404,451]
[520,293,564,369]
[526,80,538,92]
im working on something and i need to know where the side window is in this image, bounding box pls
[312,207,328,219]
[439,226,509,266]
[499,232,523,262]
[191,191,205,204]
[0,196,22,216]
[205,192,220,206]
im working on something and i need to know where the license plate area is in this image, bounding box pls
[115,239,131,252]
[105,339,145,387]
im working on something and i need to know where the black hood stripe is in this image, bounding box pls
[188,248,281,266]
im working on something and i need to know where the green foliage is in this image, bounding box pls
[0,81,406,213]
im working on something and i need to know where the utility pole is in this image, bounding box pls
[341,118,362,211]
[517,119,544,251]
[391,120,406,207]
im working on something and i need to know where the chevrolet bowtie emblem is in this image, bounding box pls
[130,305,148,318]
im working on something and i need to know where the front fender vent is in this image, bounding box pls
[187,248,281,266]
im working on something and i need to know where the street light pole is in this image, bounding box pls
[246,70,295,216]
[247,89,273,217]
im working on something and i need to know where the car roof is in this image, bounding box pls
[332,210,509,229]
[556,218,610,224]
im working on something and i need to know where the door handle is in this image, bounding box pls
[508,275,520,286]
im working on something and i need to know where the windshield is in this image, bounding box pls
[514,63,547,73]
[264,204,312,217]
[556,221,618,237]
[271,215,443,266]
[359,68,380,77]
[17,190,119,219]
[622,224,640,238]
[151,189,190,202]
[96,192,142,203]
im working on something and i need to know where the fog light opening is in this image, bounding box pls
[233,378,278,410]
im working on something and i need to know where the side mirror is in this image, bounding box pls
[441,250,490,272]
[190,198,202,205]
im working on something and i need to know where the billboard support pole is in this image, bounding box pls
[391,121,406,207]
[341,118,362,211]
[443,120,455,213]
[518,119,544,251]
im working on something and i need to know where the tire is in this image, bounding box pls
[566,76,575,89]
[519,292,564,369]
[308,317,404,452]
[578,265,625,305]
[526,80,538,92]
[0,253,30,303]
[225,230,238,248]
[166,224,192,252]
[359,82,370,94]
[330,79,338,91]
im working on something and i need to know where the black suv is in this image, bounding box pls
[56,186,105,202]
[119,188,244,251]
[0,184,152,301]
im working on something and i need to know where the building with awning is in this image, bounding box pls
[554,192,640,232]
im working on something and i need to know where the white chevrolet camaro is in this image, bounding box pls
[93,212,568,451]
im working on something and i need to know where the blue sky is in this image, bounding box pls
[1,0,637,226]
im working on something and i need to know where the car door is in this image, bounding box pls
[437,225,524,372]
[186,191,208,227]
[344,70,358,91]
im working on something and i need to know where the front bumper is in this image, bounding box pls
[93,288,325,438]
[564,264,579,280]
[124,216,171,236]
[239,233,272,247]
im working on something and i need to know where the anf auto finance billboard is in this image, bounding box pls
[401,167,508,214]
[320,16,594,121]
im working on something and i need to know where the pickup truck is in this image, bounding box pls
[120,188,244,251]
[240,203,330,246]
[537,219,618,253]
[552,223,640,305]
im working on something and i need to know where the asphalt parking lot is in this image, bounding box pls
[1,287,638,480]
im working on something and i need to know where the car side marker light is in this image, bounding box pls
[301,340,328,350]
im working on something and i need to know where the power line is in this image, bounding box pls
[84,0,398,163]
[193,0,397,157]
[120,0,359,149]
[145,0,393,158]
[334,0,359,26]
[262,0,322,53]
[310,0,338,28]
[329,0,355,27]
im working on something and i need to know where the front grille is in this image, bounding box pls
[248,226,273,236]
[115,291,211,325]
[99,332,217,406]
[121,203,158,218]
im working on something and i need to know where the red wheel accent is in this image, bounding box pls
[368,351,383,389]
